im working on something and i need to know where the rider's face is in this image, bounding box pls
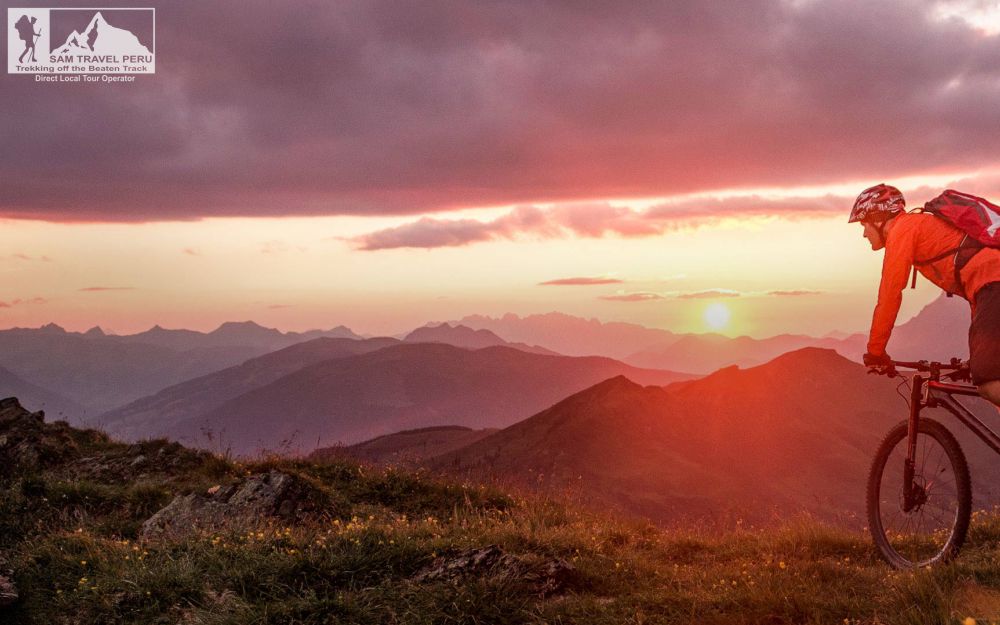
[862,222,885,251]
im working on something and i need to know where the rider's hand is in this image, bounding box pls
[863,351,892,368]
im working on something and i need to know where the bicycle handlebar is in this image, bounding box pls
[868,357,970,381]
[890,358,966,371]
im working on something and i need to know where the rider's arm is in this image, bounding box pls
[868,218,918,356]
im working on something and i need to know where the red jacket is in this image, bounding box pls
[869,212,1000,355]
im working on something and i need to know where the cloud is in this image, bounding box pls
[353,206,554,250]
[182,247,202,256]
[0,297,47,308]
[79,287,136,292]
[539,276,624,286]
[599,292,664,302]
[3,1,1000,221]
[675,289,742,299]
[767,289,824,296]
[267,304,294,309]
[353,195,848,249]
[260,241,308,254]
[6,253,52,262]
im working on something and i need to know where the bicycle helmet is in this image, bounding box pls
[849,184,905,223]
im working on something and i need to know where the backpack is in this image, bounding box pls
[912,190,1000,298]
[14,15,32,42]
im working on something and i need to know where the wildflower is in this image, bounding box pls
[963,619,976,625]
[779,561,787,569]
[80,560,87,566]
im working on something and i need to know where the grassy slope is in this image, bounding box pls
[4,424,1000,624]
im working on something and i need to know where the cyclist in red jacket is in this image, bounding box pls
[851,183,1000,407]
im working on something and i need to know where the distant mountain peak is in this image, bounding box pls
[84,326,105,337]
[209,321,281,339]
[566,374,646,401]
[39,323,66,334]
[214,320,269,331]
[770,346,845,361]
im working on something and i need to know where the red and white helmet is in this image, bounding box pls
[849,184,905,223]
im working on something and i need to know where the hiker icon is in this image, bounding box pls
[15,14,41,63]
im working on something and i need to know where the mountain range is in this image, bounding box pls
[456,294,969,373]
[2,293,973,449]
[0,321,360,416]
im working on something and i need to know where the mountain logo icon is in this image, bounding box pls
[54,11,151,56]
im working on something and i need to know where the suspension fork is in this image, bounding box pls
[902,373,926,512]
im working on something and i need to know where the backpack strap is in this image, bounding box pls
[909,205,985,298]
[953,236,984,298]
[911,235,982,297]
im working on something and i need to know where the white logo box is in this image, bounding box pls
[8,7,155,74]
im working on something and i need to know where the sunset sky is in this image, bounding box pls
[4,0,1000,337]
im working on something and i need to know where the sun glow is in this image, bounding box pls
[704,303,731,330]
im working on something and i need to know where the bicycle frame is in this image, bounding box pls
[903,372,1000,510]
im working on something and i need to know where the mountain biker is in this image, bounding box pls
[851,183,1000,408]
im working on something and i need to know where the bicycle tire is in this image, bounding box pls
[866,418,971,569]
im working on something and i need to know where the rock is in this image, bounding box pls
[413,545,575,596]
[141,470,329,539]
[130,454,146,467]
[0,557,17,607]
[0,397,77,473]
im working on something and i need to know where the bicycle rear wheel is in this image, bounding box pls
[866,418,971,569]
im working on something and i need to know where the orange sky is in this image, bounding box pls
[0,179,964,338]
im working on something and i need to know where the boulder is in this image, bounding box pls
[141,470,328,538]
[413,545,575,596]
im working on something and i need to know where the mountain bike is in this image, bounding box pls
[866,358,1000,568]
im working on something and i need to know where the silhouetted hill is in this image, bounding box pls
[153,343,695,455]
[309,425,498,466]
[432,347,1000,523]
[404,323,558,355]
[98,337,400,440]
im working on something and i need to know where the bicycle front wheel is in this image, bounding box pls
[866,418,971,569]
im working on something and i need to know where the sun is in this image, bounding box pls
[704,303,731,330]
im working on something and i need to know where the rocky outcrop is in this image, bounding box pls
[0,397,78,472]
[413,545,575,597]
[141,470,330,538]
[68,439,210,484]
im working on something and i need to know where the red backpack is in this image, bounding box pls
[912,190,1000,297]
